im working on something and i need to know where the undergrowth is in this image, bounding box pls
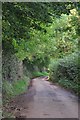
[3,76,30,104]
[49,52,79,95]
[58,79,78,94]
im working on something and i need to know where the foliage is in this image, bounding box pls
[33,71,49,77]
[2,3,79,72]
[49,52,79,94]
[58,79,78,94]
[2,3,79,58]
[3,76,30,103]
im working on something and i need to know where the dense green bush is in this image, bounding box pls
[49,52,79,94]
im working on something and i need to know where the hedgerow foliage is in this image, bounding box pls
[48,7,80,94]
[49,52,79,94]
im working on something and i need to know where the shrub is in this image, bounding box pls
[49,52,79,94]
[49,59,59,82]
[58,79,78,94]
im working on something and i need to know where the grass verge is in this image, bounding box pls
[3,75,30,104]
[3,75,30,118]
[33,71,49,77]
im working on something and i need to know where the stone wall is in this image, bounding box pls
[2,52,23,82]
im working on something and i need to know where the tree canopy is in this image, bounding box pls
[2,2,80,69]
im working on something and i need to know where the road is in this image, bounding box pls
[10,77,78,118]
[0,93,2,119]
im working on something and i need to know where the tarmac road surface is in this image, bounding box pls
[9,77,79,118]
